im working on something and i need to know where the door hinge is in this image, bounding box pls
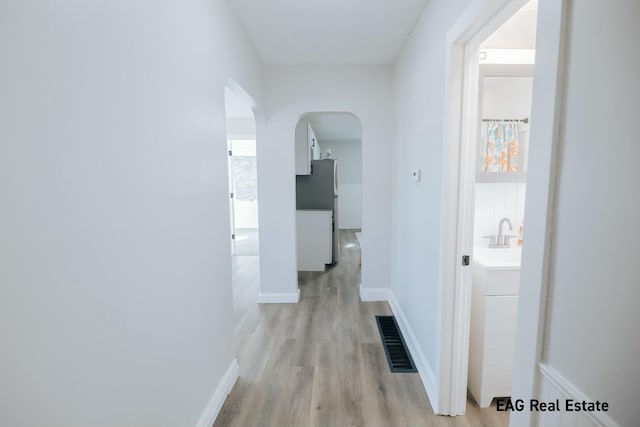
[230,192,234,199]
[462,255,470,266]
[231,233,235,240]
[228,150,232,156]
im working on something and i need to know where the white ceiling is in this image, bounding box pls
[227,0,429,65]
[303,112,362,140]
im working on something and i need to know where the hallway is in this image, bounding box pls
[215,231,508,427]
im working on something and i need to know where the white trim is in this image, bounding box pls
[195,358,239,427]
[316,137,361,142]
[257,289,300,304]
[510,2,569,426]
[388,291,440,414]
[338,222,362,229]
[441,0,567,420]
[538,363,621,427]
[446,38,482,417]
[479,48,536,65]
[441,0,532,416]
[358,285,390,302]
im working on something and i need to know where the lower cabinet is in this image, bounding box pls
[296,210,332,271]
[468,261,520,408]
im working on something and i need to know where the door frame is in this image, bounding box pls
[224,80,261,257]
[439,0,569,422]
[227,138,238,255]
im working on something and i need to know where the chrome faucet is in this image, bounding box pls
[484,217,515,248]
[498,217,513,247]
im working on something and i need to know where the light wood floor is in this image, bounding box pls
[216,230,509,427]
[231,255,260,349]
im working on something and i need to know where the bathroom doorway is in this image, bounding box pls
[440,0,542,417]
[468,0,538,413]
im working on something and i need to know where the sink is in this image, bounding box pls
[473,247,522,269]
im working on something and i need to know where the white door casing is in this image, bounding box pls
[440,1,568,425]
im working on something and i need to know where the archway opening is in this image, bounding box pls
[294,112,362,274]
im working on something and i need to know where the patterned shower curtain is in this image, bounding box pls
[483,122,519,172]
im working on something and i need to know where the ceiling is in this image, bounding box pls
[227,0,429,65]
[303,112,362,140]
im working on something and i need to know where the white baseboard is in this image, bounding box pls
[338,223,361,229]
[359,285,390,301]
[195,358,239,427]
[388,291,440,414]
[537,363,620,427]
[257,289,300,304]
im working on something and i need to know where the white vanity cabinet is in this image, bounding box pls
[468,249,521,408]
[295,121,320,175]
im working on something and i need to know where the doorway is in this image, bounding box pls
[224,84,260,351]
[228,138,259,256]
[293,112,362,274]
[467,0,538,414]
[440,0,550,417]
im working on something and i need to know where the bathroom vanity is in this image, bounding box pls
[468,247,521,408]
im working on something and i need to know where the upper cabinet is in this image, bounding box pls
[296,121,320,175]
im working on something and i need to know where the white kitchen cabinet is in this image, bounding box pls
[296,210,332,271]
[295,121,319,175]
[468,254,521,408]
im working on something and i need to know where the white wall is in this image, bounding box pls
[319,139,362,229]
[225,117,256,138]
[390,0,474,392]
[0,1,262,426]
[260,65,393,298]
[234,201,259,229]
[474,183,526,247]
[393,1,639,423]
[481,76,533,172]
[474,76,532,247]
[532,1,640,426]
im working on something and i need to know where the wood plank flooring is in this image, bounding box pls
[231,255,260,348]
[216,230,509,427]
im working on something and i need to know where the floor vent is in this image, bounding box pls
[375,315,417,373]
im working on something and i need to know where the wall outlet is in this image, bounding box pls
[412,169,421,182]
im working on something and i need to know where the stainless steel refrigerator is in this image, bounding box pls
[296,159,340,264]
